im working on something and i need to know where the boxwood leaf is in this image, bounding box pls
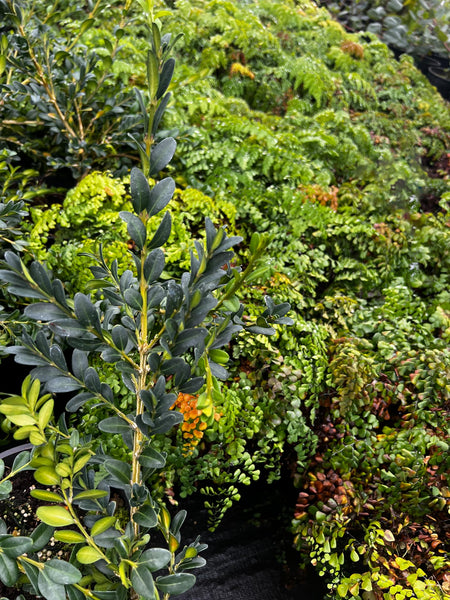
[11,450,31,471]
[44,559,82,585]
[139,547,171,571]
[72,489,108,501]
[66,392,94,412]
[119,212,147,250]
[0,534,33,557]
[130,167,151,213]
[74,293,101,333]
[22,560,40,594]
[30,523,54,550]
[133,504,158,529]
[139,447,166,469]
[90,516,116,537]
[34,467,59,486]
[98,416,131,435]
[104,459,131,485]
[53,530,85,544]
[147,177,175,217]
[46,377,82,394]
[148,211,172,250]
[30,489,64,503]
[172,327,207,356]
[143,249,165,283]
[111,325,130,350]
[156,58,175,99]
[131,564,156,600]
[0,552,19,586]
[152,92,171,135]
[149,138,176,177]
[76,546,103,564]
[156,573,196,596]
[24,303,68,321]
[36,506,75,527]
[38,567,66,600]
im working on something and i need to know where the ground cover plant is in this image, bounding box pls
[1,0,449,598]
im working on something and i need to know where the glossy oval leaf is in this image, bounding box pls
[0,552,19,586]
[139,547,171,571]
[38,568,66,600]
[44,559,82,585]
[0,534,33,557]
[30,489,64,503]
[76,546,104,564]
[34,466,60,486]
[156,573,196,596]
[147,177,175,217]
[143,249,165,283]
[90,516,117,537]
[119,211,147,250]
[130,167,151,213]
[131,564,156,600]
[36,506,75,527]
[53,530,85,544]
[149,138,176,177]
[139,447,166,469]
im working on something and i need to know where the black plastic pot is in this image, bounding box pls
[428,66,450,100]
[0,443,33,466]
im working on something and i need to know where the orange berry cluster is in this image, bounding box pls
[172,393,208,454]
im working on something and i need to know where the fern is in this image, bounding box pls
[289,55,336,107]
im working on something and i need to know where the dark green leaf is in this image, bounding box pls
[130,168,151,213]
[29,262,53,294]
[74,293,101,333]
[139,447,166,469]
[22,560,40,594]
[119,211,147,249]
[66,585,86,600]
[152,412,183,435]
[149,138,176,177]
[0,534,33,557]
[12,450,30,472]
[71,350,89,379]
[111,325,130,350]
[24,303,67,321]
[148,211,172,250]
[156,573,196,596]
[172,328,207,356]
[104,459,131,485]
[143,249,165,283]
[147,177,175,217]
[133,504,158,528]
[170,510,186,536]
[31,523,54,551]
[44,559,81,585]
[98,416,131,435]
[0,552,19,586]
[46,377,82,394]
[157,58,175,99]
[124,288,143,310]
[152,92,171,135]
[139,547,171,571]
[38,567,66,600]
[84,367,101,392]
[179,377,204,393]
[66,392,94,412]
[131,564,156,600]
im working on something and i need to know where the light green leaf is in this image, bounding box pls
[36,506,75,527]
[76,546,103,564]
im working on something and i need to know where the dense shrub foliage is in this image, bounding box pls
[1,0,449,598]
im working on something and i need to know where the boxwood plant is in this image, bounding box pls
[0,3,291,598]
